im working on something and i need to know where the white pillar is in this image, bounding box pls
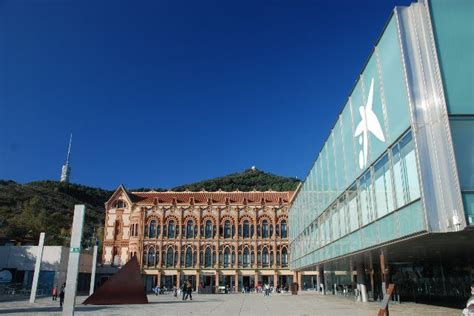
[89,245,98,296]
[63,205,85,316]
[29,232,45,303]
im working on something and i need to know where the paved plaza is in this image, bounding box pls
[0,292,463,316]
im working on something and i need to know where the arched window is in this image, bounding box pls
[147,248,156,266]
[205,247,212,267]
[281,248,288,267]
[142,250,147,266]
[262,247,269,267]
[185,248,193,267]
[186,221,194,239]
[114,220,121,239]
[149,220,156,238]
[166,248,174,267]
[168,220,175,239]
[205,220,213,238]
[243,220,250,238]
[243,247,250,267]
[223,247,230,268]
[262,220,269,238]
[281,220,287,238]
[223,220,231,239]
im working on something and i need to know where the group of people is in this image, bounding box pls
[51,283,66,307]
[170,280,193,301]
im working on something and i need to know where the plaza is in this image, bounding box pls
[0,292,462,316]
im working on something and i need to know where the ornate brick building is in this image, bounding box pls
[102,185,295,292]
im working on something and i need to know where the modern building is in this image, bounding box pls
[102,186,299,292]
[289,0,473,306]
[0,245,93,293]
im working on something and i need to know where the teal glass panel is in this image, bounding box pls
[322,144,332,210]
[362,54,388,164]
[359,172,373,226]
[378,212,397,243]
[349,230,361,252]
[348,185,359,232]
[350,80,367,178]
[316,159,323,216]
[327,134,337,204]
[397,200,425,237]
[430,0,474,114]
[377,17,411,141]
[450,117,474,190]
[463,193,474,225]
[399,132,421,203]
[341,101,357,188]
[334,119,346,195]
[361,223,378,249]
[373,154,395,219]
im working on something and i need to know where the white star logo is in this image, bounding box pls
[354,78,385,169]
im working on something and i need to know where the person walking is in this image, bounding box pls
[59,285,65,307]
[52,286,58,301]
[184,280,193,301]
[181,282,187,300]
[172,285,178,299]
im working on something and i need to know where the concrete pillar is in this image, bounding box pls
[316,272,321,294]
[63,205,86,316]
[380,251,388,295]
[356,263,368,303]
[215,272,220,292]
[273,273,278,288]
[30,232,45,303]
[176,272,181,288]
[318,266,325,295]
[297,272,302,291]
[234,272,239,293]
[156,272,161,287]
[89,245,98,296]
[195,272,200,292]
[254,271,259,287]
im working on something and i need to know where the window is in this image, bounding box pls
[168,220,175,239]
[142,250,147,266]
[243,248,250,267]
[223,248,231,268]
[281,248,288,267]
[147,248,156,266]
[262,248,269,267]
[185,248,193,267]
[205,247,212,267]
[156,222,160,237]
[281,220,287,238]
[186,221,194,239]
[149,220,156,238]
[242,220,250,238]
[116,200,126,208]
[223,220,231,239]
[359,171,373,226]
[373,154,394,219]
[166,248,174,267]
[205,220,213,238]
[262,220,269,238]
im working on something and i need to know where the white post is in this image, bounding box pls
[89,245,98,295]
[29,232,45,303]
[63,205,85,316]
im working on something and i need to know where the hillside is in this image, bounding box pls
[0,169,300,246]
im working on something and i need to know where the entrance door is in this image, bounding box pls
[200,275,215,294]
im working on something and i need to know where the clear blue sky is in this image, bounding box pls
[0,0,412,190]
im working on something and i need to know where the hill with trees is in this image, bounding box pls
[0,169,300,246]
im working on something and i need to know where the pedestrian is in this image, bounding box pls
[181,282,187,300]
[59,285,65,308]
[173,285,178,299]
[52,286,58,301]
[463,282,474,316]
[184,280,193,301]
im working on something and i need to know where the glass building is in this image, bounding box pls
[289,0,473,306]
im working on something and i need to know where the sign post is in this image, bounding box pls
[29,232,45,303]
[63,205,85,316]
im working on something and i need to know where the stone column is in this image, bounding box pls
[234,272,239,293]
[254,271,259,287]
[318,266,325,295]
[196,272,200,292]
[176,272,181,288]
[297,271,302,292]
[157,271,161,287]
[356,263,368,303]
[316,270,321,294]
[273,272,278,288]
[380,251,389,295]
[215,271,220,292]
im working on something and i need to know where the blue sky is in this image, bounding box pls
[0,0,412,190]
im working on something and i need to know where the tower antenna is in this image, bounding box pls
[60,133,72,183]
